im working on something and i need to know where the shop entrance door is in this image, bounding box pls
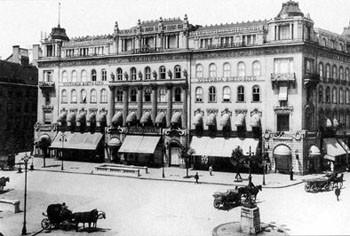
[170,146,181,166]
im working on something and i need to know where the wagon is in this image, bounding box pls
[41,203,74,231]
[303,177,332,192]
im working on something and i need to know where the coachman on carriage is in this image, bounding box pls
[303,172,344,193]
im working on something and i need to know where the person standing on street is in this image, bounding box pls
[335,187,341,201]
[194,172,199,184]
[209,165,213,176]
[290,167,294,181]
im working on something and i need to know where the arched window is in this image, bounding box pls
[195,87,203,102]
[62,71,68,83]
[71,89,77,103]
[117,68,123,80]
[80,89,87,103]
[346,68,350,82]
[130,67,137,80]
[196,64,203,78]
[237,86,245,102]
[208,86,216,102]
[319,62,324,82]
[158,88,166,102]
[339,88,344,104]
[101,69,107,81]
[252,85,260,102]
[143,88,151,102]
[81,70,87,82]
[326,87,331,103]
[340,66,344,81]
[145,67,151,80]
[174,65,181,79]
[222,86,231,102]
[322,38,327,47]
[223,63,231,78]
[237,62,246,76]
[100,89,107,103]
[159,66,166,79]
[174,87,181,102]
[130,89,137,102]
[318,86,324,103]
[332,65,337,79]
[326,64,331,79]
[61,89,67,103]
[346,89,350,104]
[116,89,123,102]
[91,69,97,81]
[332,87,337,104]
[209,63,217,78]
[90,89,97,103]
[71,70,77,82]
[252,61,261,76]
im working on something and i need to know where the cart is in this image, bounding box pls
[303,177,333,193]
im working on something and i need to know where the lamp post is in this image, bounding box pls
[162,144,166,178]
[262,155,267,186]
[246,146,253,187]
[21,153,31,235]
[59,132,67,171]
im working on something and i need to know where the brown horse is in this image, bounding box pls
[72,209,100,231]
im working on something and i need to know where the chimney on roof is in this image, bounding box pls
[12,45,20,64]
[32,44,40,66]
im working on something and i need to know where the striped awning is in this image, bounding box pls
[77,112,86,122]
[57,112,67,123]
[155,112,166,125]
[126,112,137,124]
[140,112,152,125]
[119,135,161,154]
[234,113,246,126]
[206,113,216,126]
[97,113,107,123]
[111,111,123,127]
[193,113,203,126]
[87,113,96,123]
[220,113,230,127]
[171,112,182,125]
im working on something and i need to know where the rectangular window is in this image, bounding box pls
[277,114,289,131]
[44,112,52,124]
[44,70,53,82]
[279,25,290,40]
[274,58,294,74]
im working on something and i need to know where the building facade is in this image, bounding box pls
[35,1,350,174]
[0,46,38,160]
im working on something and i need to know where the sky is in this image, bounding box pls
[0,0,350,59]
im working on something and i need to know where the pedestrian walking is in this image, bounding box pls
[209,165,213,176]
[335,187,341,201]
[194,172,199,184]
[290,167,293,181]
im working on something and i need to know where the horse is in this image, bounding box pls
[72,209,99,231]
[92,211,106,228]
[238,185,262,201]
[0,177,10,191]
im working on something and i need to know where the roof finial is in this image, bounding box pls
[58,2,61,27]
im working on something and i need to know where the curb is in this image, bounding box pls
[34,168,303,188]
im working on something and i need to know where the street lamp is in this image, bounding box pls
[246,146,253,187]
[59,132,67,171]
[262,154,267,186]
[162,144,166,178]
[21,153,31,235]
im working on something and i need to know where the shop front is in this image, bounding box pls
[322,138,347,172]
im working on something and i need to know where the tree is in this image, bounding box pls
[182,147,195,178]
[230,146,245,182]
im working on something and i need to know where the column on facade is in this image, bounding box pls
[182,84,188,129]
[108,86,115,126]
[165,35,168,49]
[121,39,124,52]
[160,33,164,50]
[122,85,129,126]
[137,85,143,121]
[151,84,157,123]
[166,84,173,127]
[289,23,293,39]
[176,34,179,48]
[154,36,157,49]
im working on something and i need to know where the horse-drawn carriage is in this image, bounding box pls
[303,173,344,193]
[0,155,15,170]
[41,203,106,231]
[213,185,262,210]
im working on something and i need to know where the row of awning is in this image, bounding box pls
[50,131,103,150]
[323,138,349,161]
[58,112,107,125]
[193,113,260,127]
[112,111,182,126]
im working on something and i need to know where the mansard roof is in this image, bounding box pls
[276,0,304,19]
[50,25,69,41]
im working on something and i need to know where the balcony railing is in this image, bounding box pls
[131,47,164,54]
[271,73,296,89]
[39,81,55,89]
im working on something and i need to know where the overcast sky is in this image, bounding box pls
[0,0,349,59]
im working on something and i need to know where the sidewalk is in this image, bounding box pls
[16,154,326,188]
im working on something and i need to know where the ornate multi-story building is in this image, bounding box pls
[0,46,38,161]
[34,1,350,174]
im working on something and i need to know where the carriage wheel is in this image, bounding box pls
[311,184,318,193]
[41,218,50,229]
[304,183,311,192]
[213,200,221,209]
